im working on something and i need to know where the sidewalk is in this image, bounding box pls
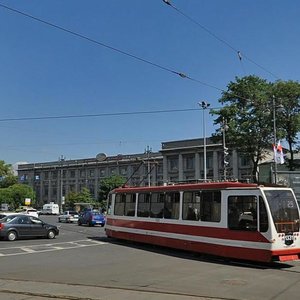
[0,279,221,300]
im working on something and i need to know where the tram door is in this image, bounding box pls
[225,191,260,231]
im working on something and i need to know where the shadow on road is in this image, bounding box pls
[87,235,295,270]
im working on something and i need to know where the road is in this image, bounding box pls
[0,215,299,300]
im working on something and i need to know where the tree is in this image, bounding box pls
[271,80,300,170]
[98,175,126,208]
[212,75,273,182]
[0,184,35,209]
[0,175,18,188]
[0,160,13,177]
[65,188,94,209]
[0,160,17,188]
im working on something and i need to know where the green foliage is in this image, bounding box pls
[212,75,275,182]
[65,187,94,209]
[212,75,300,179]
[0,183,35,209]
[271,80,300,170]
[0,175,18,188]
[98,175,126,207]
[0,160,13,177]
[0,160,34,209]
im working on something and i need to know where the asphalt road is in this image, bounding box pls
[0,215,299,300]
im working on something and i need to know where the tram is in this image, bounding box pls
[105,182,300,263]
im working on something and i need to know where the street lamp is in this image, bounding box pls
[198,101,210,181]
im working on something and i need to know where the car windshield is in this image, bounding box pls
[264,189,300,233]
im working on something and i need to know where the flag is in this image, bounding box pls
[273,141,284,164]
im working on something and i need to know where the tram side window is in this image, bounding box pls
[200,191,221,222]
[124,194,136,216]
[114,194,126,216]
[114,193,136,216]
[228,196,257,231]
[107,194,112,215]
[259,196,268,232]
[182,191,201,221]
[150,193,165,218]
[137,193,151,217]
[164,192,180,219]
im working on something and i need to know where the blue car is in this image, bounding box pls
[78,210,106,227]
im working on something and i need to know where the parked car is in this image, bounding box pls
[0,214,59,241]
[58,211,79,223]
[16,207,39,218]
[78,210,106,227]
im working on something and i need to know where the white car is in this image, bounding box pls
[23,208,39,218]
[58,211,79,223]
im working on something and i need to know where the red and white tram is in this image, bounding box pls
[105,182,300,263]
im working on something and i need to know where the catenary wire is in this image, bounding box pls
[162,0,280,80]
[0,2,241,95]
[0,107,222,123]
[0,3,257,107]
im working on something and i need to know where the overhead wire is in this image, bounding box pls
[0,2,224,92]
[0,2,264,117]
[162,0,280,80]
[0,107,221,123]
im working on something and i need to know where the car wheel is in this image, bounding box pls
[47,230,56,239]
[7,231,17,241]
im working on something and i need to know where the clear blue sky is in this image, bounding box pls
[0,0,299,166]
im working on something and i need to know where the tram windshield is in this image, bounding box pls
[264,189,300,233]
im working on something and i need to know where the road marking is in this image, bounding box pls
[0,239,107,257]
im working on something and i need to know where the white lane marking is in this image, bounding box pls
[0,239,107,257]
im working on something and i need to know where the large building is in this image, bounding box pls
[17,137,253,208]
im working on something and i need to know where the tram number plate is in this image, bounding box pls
[285,233,294,246]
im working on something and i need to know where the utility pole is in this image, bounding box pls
[59,155,65,213]
[221,118,229,180]
[198,101,210,181]
[145,146,152,187]
[273,96,277,184]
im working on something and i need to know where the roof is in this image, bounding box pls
[113,181,258,193]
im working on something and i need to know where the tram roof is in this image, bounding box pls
[113,181,259,193]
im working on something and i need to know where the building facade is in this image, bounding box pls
[17,137,253,208]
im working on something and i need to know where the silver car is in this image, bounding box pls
[58,211,79,223]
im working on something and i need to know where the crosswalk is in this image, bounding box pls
[0,239,107,257]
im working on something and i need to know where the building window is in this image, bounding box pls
[120,167,127,176]
[80,170,86,178]
[168,156,178,172]
[88,169,95,177]
[110,168,117,175]
[184,155,195,170]
[99,169,106,177]
[240,155,251,167]
[70,170,76,178]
